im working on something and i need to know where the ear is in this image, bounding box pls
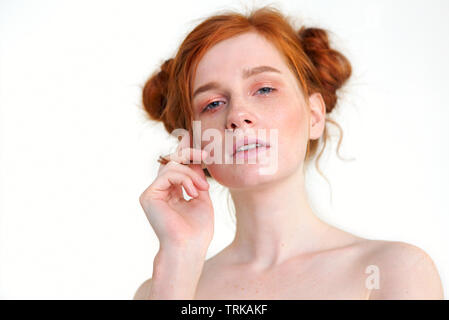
[308,92,326,140]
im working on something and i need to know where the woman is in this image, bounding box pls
[134,6,444,299]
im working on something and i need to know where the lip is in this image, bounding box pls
[232,136,270,156]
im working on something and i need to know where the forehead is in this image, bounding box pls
[193,31,290,86]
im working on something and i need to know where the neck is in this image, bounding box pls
[228,166,331,270]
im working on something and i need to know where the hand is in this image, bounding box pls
[139,135,214,252]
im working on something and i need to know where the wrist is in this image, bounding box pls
[154,246,207,272]
[159,239,210,258]
[150,248,207,299]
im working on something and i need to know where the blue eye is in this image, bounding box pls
[203,100,223,112]
[202,87,276,113]
[257,87,275,95]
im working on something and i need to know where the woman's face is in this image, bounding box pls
[191,31,325,189]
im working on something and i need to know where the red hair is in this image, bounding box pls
[141,5,352,180]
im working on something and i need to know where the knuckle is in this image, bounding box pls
[158,164,169,174]
[139,183,157,203]
[166,160,179,168]
[158,161,177,174]
[161,171,183,184]
[139,191,149,205]
[177,165,195,179]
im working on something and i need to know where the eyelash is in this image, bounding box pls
[201,86,276,113]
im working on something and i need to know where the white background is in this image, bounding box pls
[0,0,448,299]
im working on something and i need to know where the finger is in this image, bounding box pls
[156,149,208,185]
[168,173,199,199]
[159,160,209,191]
[167,148,207,165]
[153,171,200,199]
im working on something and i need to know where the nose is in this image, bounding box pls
[225,104,255,131]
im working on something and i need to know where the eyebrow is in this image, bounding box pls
[192,65,281,99]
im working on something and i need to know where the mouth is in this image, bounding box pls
[232,137,270,157]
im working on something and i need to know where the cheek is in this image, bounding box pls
[195,119,222,147]
[273,100,309,164]
[283,106,307,138]
[269,95,307,139]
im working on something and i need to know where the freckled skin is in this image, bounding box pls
[192,32,444,300]
[192,31,309,188]
[195,238,444,300]
[135,32,444,300]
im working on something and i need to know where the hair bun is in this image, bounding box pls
[142,58,174,122]
[298,27,351,112]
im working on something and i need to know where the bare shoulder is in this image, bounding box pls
[133,278,152,300]
[359,240,444,299]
